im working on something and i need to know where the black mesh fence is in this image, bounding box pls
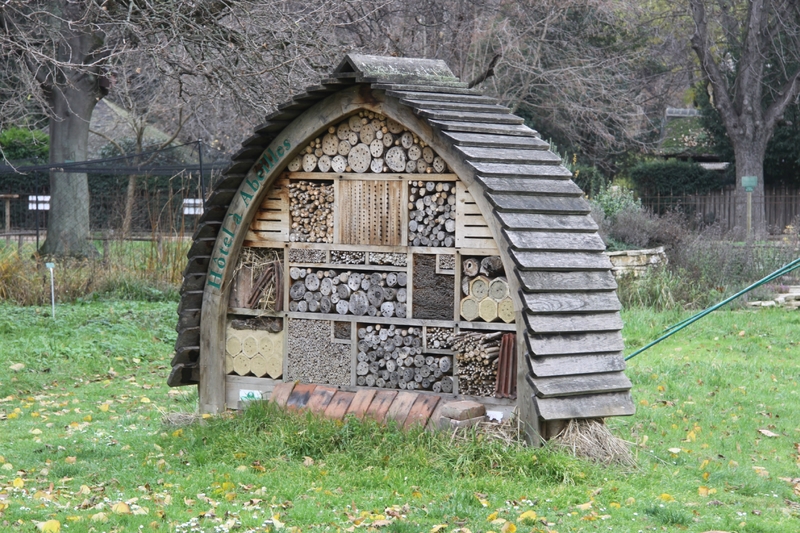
[0,142,229,248]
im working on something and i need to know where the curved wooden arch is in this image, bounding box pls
[173,54,635,441]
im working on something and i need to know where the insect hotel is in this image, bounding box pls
[170,54,635,441]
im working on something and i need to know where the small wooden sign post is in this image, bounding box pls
[742,175,757,240]
[45,262,55,318]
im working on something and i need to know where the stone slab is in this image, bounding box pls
[439,400,486,421]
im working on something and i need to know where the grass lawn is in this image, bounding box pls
[1,300,799,532]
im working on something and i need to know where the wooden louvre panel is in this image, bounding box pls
[244,178,290,245]
[455,181,497,250]
[337,179,403,246]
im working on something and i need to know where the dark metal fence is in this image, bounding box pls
[0,142,228,248]
[640,186,800,234]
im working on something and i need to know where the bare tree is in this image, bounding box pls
[689,0,800,237]
[0,0,350,256]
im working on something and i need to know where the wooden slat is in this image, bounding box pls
[523,291,621,313]
[416,109,524,124]
[518,271,617,293]
[455,181,497,250]
[442,131,549,149]
[385,89,498,104]
[337,179,403,246]
[529,372,631,398]
[488,193,590,214]
[526,331,624,355]
[459,147,561,164]
[401,99,511,113]
[533,391,635,420]
[469,163,565,178]
[523,312,622,333]
[476,178,580,197]
[527,352,626,377]
[428,120,537,136]
[246,178,290,243]
[504,230,606,252]
[497,212,598,231]
[512,251,613,271]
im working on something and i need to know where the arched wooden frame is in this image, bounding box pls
[198,84,536,434]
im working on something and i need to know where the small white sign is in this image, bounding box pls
[28,195,50,211]
[239,389,263,402]
[486,410,504,422]
[182,198,203,215]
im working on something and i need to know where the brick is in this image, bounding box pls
[306,386,338,414]
[404,394,440,429]
[346,389,377,419]
[426,397,448,431]
[365,390,398,423]
[324,391,356,420]
[269,382,295,408]
[385,391,418,427]
[439,400,485,421]
[286,383,316,411]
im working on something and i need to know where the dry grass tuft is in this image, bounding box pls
[552,418,635,467]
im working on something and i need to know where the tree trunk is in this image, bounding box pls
[40,84,99,257]
[122,175,138,238]
[732,139,768,240]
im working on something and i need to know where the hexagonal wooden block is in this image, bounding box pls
[469,275,490,300]
[488,277,508,301]
[479,297,498,322]
[460,296,480,321]
[498,297,515,323]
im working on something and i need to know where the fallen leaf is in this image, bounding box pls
[12,477,24,488]
[668,447,682,454]
[112,501,131,514]
[430,525,447,533]
[140,397,151,403]
[660,493,675,502]
[90,512,108,522]
[37,520,60,533]
[758,429,779,438]
[609,502,621,509]
[576,502,592,511]
[9,363,24,372]
[487,512,498,521]
[371,519,392,527]
[500,522,516,533]
[29,428,42,435]
[303,456,314,467]
[752,466,769,478]
[99,404,109,412]
[65,456,76,464]
[517,510,537,524]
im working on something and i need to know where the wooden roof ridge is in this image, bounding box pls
[171,53,635,423]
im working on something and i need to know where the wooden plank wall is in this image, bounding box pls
[455,182,496,250]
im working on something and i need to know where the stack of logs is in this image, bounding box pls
[408,181,456,247]
[286,112,448,174]
[426,327,453,349]
[452,331,502,397]
[288,267,408,317]
[356,325,454,392]
[289,180,334,243]
[460,256,515,323]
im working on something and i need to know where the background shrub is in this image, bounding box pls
[629,159,723,196]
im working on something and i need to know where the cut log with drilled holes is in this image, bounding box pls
[452,331,504,397]
[226,324,283,379]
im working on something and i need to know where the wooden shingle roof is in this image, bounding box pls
[171,54,635,423]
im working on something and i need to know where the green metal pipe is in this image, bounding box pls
[625,256,800,361]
